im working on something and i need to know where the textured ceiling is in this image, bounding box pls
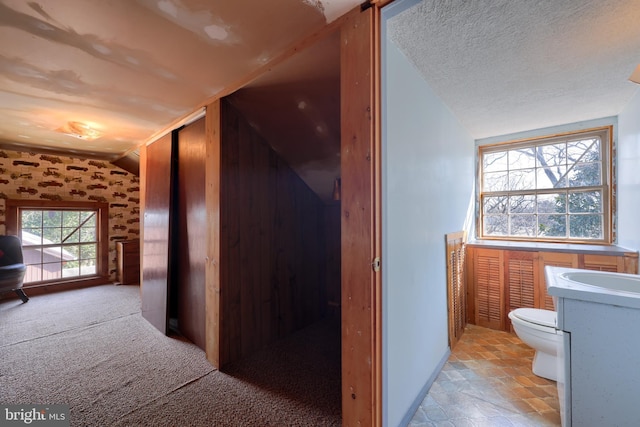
[0,0,358,159]
[388,0,640,139]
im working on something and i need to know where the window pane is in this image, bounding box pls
[43,211,62,227]
[63,211,80,227]
[570,214,602,239]
[567,138,600,163]
[537,167,566,189]
[509,168,535,191]
[43,227,61,244]
[80,258,97,276]
[509,148,536,169]
[21,211,42,228]
[23,247,43,265]
[568,162,601,187]
[536,143,566,167]
[509,195,535,213]
[80,227,97,243]
[80,243,96,260]
[25,264,42,282]
[63,264,79,278]
[538,214,567,238]
[63,245,79,261]
[510,215,536,236]
[484,171,508,192]
[483,151,508,172]
[484,215,508,236]
[42,261,63,280]
[81,211,96,226]
[569,191,601,213]
[22,228,42,245]
[63,228,80,243]
[537,193,566,213]
[484,196,508,214]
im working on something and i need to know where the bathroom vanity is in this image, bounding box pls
[546,266,640,427]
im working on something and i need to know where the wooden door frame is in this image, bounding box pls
[340,4,382,426]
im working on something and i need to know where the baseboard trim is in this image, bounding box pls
[399,349,451,426]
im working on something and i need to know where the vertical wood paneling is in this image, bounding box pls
[325,205,342,320]
[205,101,221,368]
[222,104,242,364]
[539,252,578,310]
[217,99,329,367]
[340,6,379,426]
[141,133,173,334]
[176,118,207,350]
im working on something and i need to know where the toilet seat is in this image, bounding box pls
[510,308,556,328]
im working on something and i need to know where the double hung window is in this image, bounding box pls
[478,127,612,243]
[6,200,108,285]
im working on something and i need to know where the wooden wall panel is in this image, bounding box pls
[325,205,342,320]
[538,252,578,310]
[217,99,329,366]
[222,104,242,364]
[340,6,380,427]
[176,118,207,350]
[205,101,221,367]
[141,133,173,334]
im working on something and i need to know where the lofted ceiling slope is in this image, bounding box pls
[0,0,358,162]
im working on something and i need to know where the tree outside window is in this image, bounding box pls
[479,127,612,243]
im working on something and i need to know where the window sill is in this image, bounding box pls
[467,239,638,257]
[22,276,112,294]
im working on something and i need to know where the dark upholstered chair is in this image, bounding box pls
[0,235,29,303]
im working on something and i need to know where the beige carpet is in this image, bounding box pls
[0,285,341,426]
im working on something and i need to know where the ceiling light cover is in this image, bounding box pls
[57,122,104,141]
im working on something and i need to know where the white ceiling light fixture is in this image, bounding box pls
[56,121,104,141]
[630,64,640,84]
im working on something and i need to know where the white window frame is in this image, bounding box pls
[477,126,614,244]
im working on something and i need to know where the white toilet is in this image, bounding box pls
[508,308,559,381]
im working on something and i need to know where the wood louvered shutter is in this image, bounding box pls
[446,232,466,349]
[505,251,537,330]
[474,248,504,330]
[581,254,622,272]
[539,252,578,310]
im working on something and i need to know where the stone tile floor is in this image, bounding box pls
[408,324,561,426]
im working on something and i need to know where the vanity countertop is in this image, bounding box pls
[546,266,640,311]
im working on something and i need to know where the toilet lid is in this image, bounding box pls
[512,308,556,328]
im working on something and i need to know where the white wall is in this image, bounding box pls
[618,88,640,252]
[382,2,475,424]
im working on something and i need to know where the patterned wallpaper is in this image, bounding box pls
[0,149,140,281]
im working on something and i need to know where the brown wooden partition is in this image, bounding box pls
[340,5,382,427]
[140,133,173,334]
